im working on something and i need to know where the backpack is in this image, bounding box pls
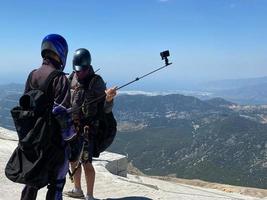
[69,73,117,158]
[5,70,65,188]
[94,110,117,157]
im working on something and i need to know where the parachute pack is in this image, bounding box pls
[5,70,65,188]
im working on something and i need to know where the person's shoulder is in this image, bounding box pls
[93,74,104,82]
[93,74,105,85]
[52,70,68,83]
[89,74,105,90]
[68,71,75,81]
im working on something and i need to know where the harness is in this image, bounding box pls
[68,73,101,181]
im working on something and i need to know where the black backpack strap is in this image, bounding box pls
[28,70,36,81]
[40,70,63,94]
[27,70,37,90]
[68,71,75,83]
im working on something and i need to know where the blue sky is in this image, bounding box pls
[1,0,267,90]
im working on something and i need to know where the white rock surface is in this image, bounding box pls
[0,127,265,200]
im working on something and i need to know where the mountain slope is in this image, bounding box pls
[109,95,267,189]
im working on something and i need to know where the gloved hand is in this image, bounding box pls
[52,104,77,141]
[52,104,68,115]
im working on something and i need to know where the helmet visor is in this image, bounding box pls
[73,65,88,72]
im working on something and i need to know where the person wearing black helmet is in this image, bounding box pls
[20,34,74,200]
[65,48,116,200]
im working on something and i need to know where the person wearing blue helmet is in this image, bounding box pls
[20,34,75,200]
[40,34,68,71]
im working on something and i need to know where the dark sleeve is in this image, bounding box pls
[52,74,71,109]
[96,77,114,113]
[83,76,113,123]
[104,99,114,113]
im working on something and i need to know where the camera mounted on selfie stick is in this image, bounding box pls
[160,50,170,66]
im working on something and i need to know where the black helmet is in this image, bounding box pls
[41,34,68,71]
[73,48,92,71]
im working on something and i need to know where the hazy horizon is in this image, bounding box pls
[1,72,267,92]
[2,66,267,85]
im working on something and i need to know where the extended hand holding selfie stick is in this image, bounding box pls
[67,50,172,114]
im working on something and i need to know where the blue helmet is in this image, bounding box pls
[41,34,68,71]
